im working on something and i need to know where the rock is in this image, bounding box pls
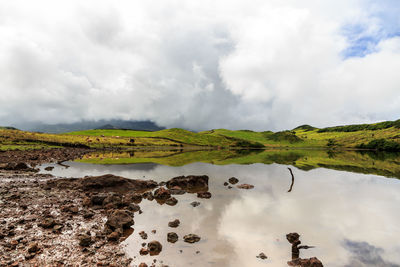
[223,182,229,186]
[147,241,162,256]
[169,186,186,195]
[53,224,63,231]
[151,230,156,234]
[27,242,39,253]
[106,210,134,230]
[78,234,92,247]
[107,231,120,241]
[103,193,123,208]
[139,248,148,255]
[287,257,323,267]
[4,162,33,171]
[183,234,201,243]
[128,203,141,213]
[190,201,200,207]
[256,252,267,260]
[139,263,148,267]
[165,197,178,206]
[167,232,178,243]
[39,218,56,229]
[228,177,239,184]
[153,187,171,200]
[44,166,54,171]
[90,194,108,206]
[197,192,212,199]
[69,206,79,213]
[166,175,209,193]
[237,184,254,189]
[139,231,148,240]
[83,210,95,219]
[80,174,158,192]
[168,219,180,228]
[286,233,300,244]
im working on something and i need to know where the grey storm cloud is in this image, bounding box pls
[0,0,400,131]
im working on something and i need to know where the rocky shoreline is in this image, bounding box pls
[0,148,211,266]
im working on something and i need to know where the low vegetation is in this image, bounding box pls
[1,118,399,151]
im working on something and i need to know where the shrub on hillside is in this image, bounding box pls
[357,139,400,152]
[267,131,302,143]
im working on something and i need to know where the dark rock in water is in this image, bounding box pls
[228,177,239,184]
[287,257,323,267]
[78,234,92,247]
[153,187,171,200]
[286,233,300,244]
[139,248,148,255]
[183,234,200,243]
[169,186,186,195]
[165,197,178,206]
[167,232,178,243]
[237,184,254,189]
[166,175,209,193]
[44,166,54,171]
[190,201,200,207]
[197,192,212,199]
[223,182,229,186]
[147,241,162,256]
[168,219,180,228]
[128,203,141,213]
[256,252,268,259]
[139,231,148,240]
[106,210,134,230]
[139,263,148,267]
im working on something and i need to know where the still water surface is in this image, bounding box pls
[41,160,400,267]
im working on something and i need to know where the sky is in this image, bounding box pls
[0,0,400,131]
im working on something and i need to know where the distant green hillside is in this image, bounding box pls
[1,119,400,151]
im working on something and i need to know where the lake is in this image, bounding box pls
[40,149,400,267]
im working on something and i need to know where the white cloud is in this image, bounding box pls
[0,0,399,130]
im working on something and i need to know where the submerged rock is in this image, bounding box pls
[197,192,212,199]
[147,241,162,256]
[183,234,201,243]
[237,184,254,189]
[168,219,180,228]
[256,252,268,260]
[190,201,200,207]
[167,232,178,243]
[228,177,239,184]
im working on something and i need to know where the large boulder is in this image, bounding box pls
[166,175,208,193]
[106,210,134,230]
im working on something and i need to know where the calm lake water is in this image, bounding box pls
[40,153,400,267]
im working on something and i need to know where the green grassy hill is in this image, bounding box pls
[1,119,400,151]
